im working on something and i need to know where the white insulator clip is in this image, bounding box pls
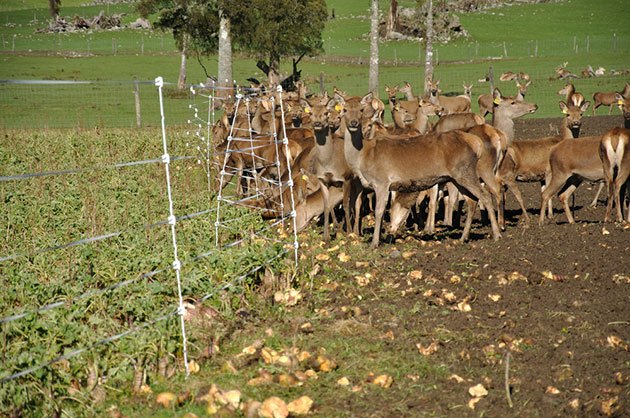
[168,215,176,226]
[293,241,299,249]
[172,259,181,271]
[276,85,283,93]
[154,76,164,87]
[287,179,294,187]
[290,210,297,218]
[161,153,171,164]
[177,304,186,316]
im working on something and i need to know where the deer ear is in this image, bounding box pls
[614,93,624,103]
[361,92,374,106]
[493,88,503,104]
[559,101,568,114]
[580,101,590,111]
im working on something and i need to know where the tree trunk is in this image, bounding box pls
[385,0,398,38]
[268,53,280,87]
[423,0,434,95]
[177,35,187,90]
[368,0,379,96]
[217,10,233,101]
[48,0,60,19]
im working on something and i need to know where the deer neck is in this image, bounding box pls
[561,122,580,139]
[411,111,430,134]
[492,109,516,142]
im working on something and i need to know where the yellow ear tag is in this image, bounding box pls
[304,107,311,114]
[335,104,343,112]
[493,98,501,105]
[394,104,400,111]
[618,99,624,105]
[301,174,309,181]
[561,108,567,114]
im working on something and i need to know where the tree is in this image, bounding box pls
[229,0,327,85]
[49,0,61,19]
[423,0,434,95]
[137,0,221,90]
[385,0,398,39]
[368,0,379,95]
[216,9,232,100]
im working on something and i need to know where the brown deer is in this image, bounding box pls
[386,84,420,117]
[335,92,501,247]
[616,93,630,129]
[309,99,360,240]
[538,135,603,225]
[592,83,630,115]
[427,79,471,114]
[399,81,416,100]
[599,127,630,222]
[478,80,531,117]
[499,100,588,226]
[558,82,585,107]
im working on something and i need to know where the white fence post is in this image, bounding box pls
[155,76,190,377]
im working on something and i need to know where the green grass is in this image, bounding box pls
[1,0,629,127]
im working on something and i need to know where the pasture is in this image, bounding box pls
[1,0,629,417]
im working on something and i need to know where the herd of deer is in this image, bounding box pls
[210,78,630,248]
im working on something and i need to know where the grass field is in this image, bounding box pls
[1,0,629,128]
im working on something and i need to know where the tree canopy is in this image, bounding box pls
[137,0,328,74]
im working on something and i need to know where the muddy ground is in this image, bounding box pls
[305,113,630,417]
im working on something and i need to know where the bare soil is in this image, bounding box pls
[115,114,629,418]
[303,114,629,417]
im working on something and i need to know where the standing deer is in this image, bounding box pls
[427,79,471,114]
[592,83,630,115]
[499,100,588,226]
[599,127,630,222]
[310,99,361,240]
[538,135,603,225]
[335,92,501,247]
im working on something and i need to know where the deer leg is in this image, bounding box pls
[455,177,501,241]
[342,181,352,234]
[424,185,439,234]
[444,183,459,227]
[559,183,580,223]
[590,182,605,207]
[503,178,530,224]
[460,197,476,242]
[539,172,571,225]
[370,186,389,248]
[614,166,630,222]
[320,181,331,241]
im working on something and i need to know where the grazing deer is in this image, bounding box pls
[427,79,471,114]
[335,92,501,247]
[599,127,630,222]
[592,83,630,115]
[538,135,603,225]
[478,80,531,117]
[499,100,588,226]
[558,82,585,107]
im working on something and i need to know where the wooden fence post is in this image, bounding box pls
[134,77,141,128]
